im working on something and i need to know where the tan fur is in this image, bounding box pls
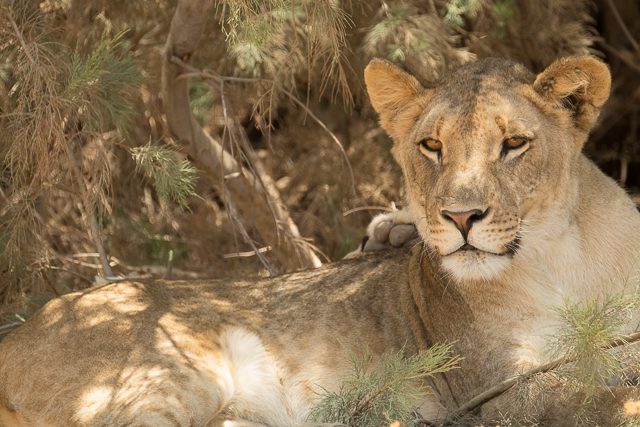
[533,56,611,132]
[365,56,640,423]
[0,407,29,427]
[1,57,638,426]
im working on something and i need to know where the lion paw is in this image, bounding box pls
[344,208,418,258]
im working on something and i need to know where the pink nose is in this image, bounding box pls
[441,208,487,239]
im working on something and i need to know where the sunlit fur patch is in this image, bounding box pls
[440,250,512,282]
[76,386,114,423]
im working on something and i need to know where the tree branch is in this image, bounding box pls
[171,57,356,195]
[161,0,322,271]
[447,330,640,420]
[67,146,114,279]
[605,0,640,53]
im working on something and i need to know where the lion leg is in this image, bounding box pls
[208,419,269,427]
[208,418,346,427]
[86,383,222,427]
[481,379,640,426]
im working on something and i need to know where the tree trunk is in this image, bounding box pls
[161,0,322,272]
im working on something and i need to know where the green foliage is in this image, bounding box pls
[362,3,471,84]
[549,292,640,403]
[189,80,216,124]
[308,344,461,426]
[304,0,353,103]
[0,199,41,302]
[130,143,198,209]
[364,3,412,63]
[117,215,188,267]
[63,31,142,133]
[219,0,354,104]
[492,0,514,38]
[232,41,267,76]
[444,0,482,26]
[219,0,287,44]
[0,5,143,300]
[226,3,293,77]
[367,4,406,42]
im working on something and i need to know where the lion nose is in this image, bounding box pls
[441,208,487,240]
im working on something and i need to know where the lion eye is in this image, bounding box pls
[502,136,529,151]
[418,138,442,154]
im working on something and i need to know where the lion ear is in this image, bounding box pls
[533,56,611,132]
[364,59,429,141]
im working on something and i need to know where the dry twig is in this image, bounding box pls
[447,330,640,420]
[67,145,115,279]
[598,41,640,74]
[171,58,357,196]
[605,0,640,53]
[343,206,394,217]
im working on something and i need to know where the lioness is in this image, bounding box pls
[1,56,639,426]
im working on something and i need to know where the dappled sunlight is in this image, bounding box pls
[157,312,195,341]
[76,386,114,424]
[76,310,119,328]
[36,298,65,328]
[75,283,149,314]
[155,312,213,362]
[625,400,640,416]
[326,276,369,303]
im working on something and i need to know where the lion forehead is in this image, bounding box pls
[414,66,540,147]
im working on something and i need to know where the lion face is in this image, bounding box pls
[365,57,611,283]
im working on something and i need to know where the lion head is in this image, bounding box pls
[365,56,611,283]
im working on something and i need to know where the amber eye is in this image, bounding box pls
[502,136,529,151]
[418,138,442,154]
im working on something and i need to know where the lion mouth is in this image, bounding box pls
[449,238,519,257]
[451,245,507,256]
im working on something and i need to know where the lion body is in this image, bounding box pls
[0,250,420,426]
[1,56,640,426]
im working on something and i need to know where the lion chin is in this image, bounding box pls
[440,249,512,282]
